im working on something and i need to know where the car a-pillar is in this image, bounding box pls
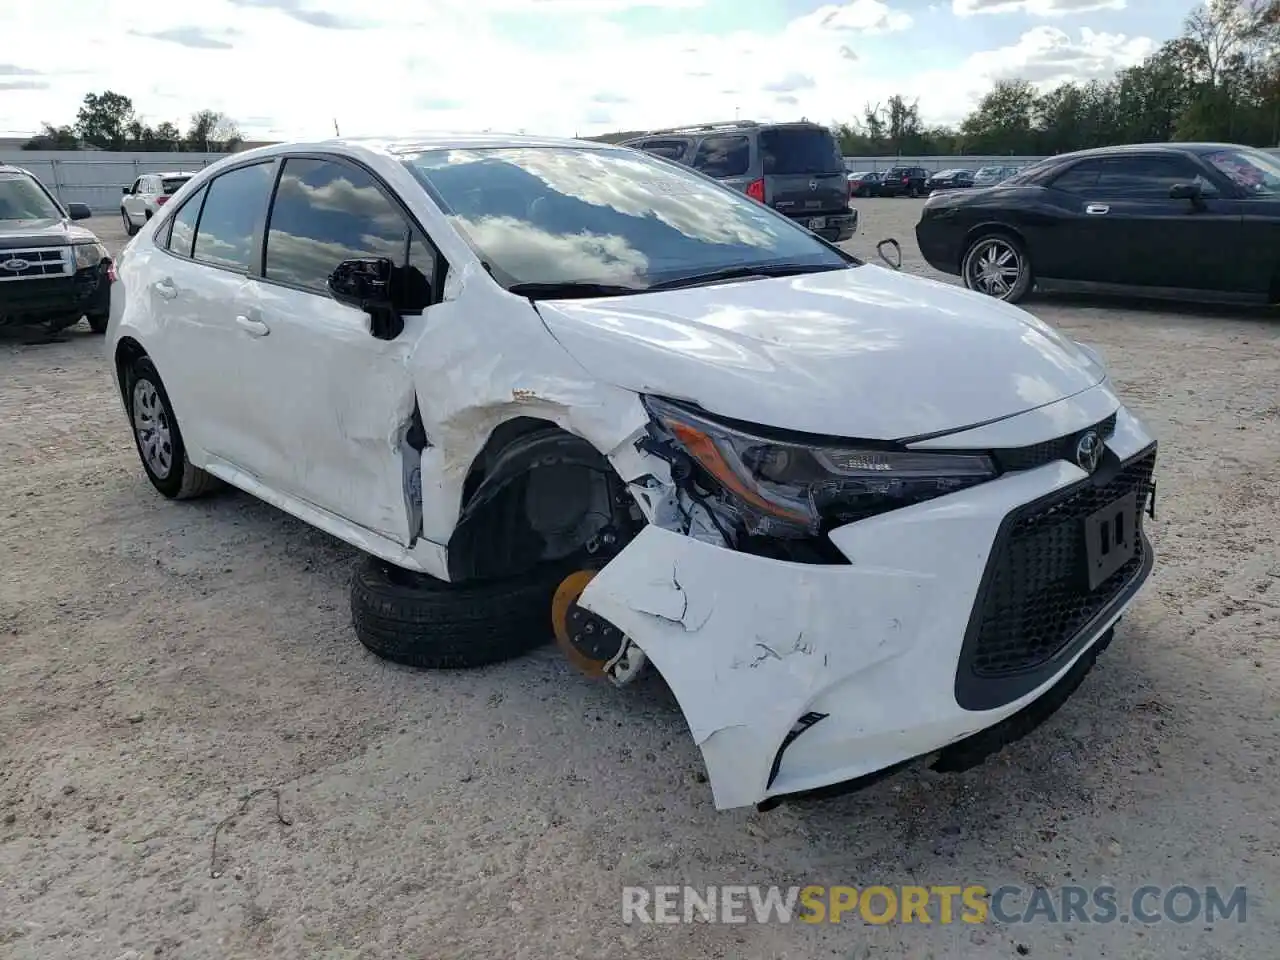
[350,417,649,683]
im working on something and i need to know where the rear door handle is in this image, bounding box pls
[235,315,270,337]
[153,277,178,299]
[1085,204,1109,215]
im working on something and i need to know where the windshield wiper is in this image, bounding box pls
[507,281,643,300]
[645,262,847,292]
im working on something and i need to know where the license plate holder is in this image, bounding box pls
[1082,491,1138,590]
[808,216,826,230]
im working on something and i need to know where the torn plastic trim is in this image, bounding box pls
[399,401,429,547]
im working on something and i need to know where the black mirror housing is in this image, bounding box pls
[1169,182,1202,201]
[122,186,131,195]
[328,257,402,340]
[67,202,92,220]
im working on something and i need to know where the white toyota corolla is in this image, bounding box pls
[107,134,1157,811]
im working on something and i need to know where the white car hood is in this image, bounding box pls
[536,265,1105,440]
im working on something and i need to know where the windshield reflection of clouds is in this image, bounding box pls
[408,147,842,287]
[0,177,61,220]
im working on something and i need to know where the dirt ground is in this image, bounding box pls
[2,201,1278,960]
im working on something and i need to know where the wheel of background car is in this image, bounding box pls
[122,209,138,237]
[87,312,108,334]
[126,356,222,499]
[349,555,572,669]
[961,233,1033,304]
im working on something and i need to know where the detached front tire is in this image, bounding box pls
[126,356,221,499]
[961,232,1033,303]
[350,556,566,669]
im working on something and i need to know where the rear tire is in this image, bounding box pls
[126,356,221,499]
[122,209,139,237]
[87,312,108,334]
[350,556,567,669]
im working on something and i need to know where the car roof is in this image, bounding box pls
[156,171,195,178]
[0,163,37,177]
[620,120,831,141]
[223,133,617,166]
[1043,142,1249,163]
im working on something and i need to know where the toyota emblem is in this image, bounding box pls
[1074,430,1103,474]
[2,258,30,272]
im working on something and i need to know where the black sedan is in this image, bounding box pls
[846,170,881,197]
[914,142,1280,305]
[924,168,973,193]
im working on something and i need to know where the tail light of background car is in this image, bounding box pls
[107,262,117,282]
[155,195,170,206]
[746,179,766,203]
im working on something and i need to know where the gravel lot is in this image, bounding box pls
[2,200,1278,960]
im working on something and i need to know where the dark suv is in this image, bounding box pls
[621,121,857,243]
[878,165,929,198]
[1,164,111,334]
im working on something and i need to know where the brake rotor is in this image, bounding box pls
[551,569,628,679]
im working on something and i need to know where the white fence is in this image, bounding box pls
[0,150,234,213]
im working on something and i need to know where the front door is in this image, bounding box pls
[1052,154,1241,292]
[231,154,440,546]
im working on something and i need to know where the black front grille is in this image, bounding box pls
[0,248,68,279]
[962,447,1155,694]
[993,413,1117,472]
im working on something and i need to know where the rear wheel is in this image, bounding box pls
[121,209,138,237]
[87,312,108,334]
[961,233,1033,304]
[126,356,221,499]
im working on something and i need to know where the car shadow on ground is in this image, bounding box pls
[0,320,102,346]
[1025,291,1278,322]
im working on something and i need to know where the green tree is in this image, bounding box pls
[74,91,136,149]
[959,79,1036,153]
[22,123,79,150]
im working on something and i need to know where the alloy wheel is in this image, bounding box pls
[964,238,1023,300]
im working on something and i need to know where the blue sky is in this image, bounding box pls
[0,0,1202,140]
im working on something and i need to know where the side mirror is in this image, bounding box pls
[66,202,92,221]
[327,257,402,340]
[1169,182,1203,201]
[122,186,132,195]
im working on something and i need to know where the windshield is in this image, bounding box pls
[403,146,849,290]
[1204,148,1280,196]
[0,174,62,220]
[760,127,844,175]
[974,167,1004,179]
[162,176,191,195]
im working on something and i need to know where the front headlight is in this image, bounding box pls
[645,396,997,536]
[73,242,108,270]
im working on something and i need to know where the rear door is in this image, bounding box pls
[635,138,692,164]
[124,176,147,221]
[758,126,847,216]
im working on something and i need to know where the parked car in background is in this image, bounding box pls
[915,142,1280,305]
[924,168,974,193]
[107,132,1157,812]
[971,164,1022,188]
[622,121,857,243]
[878,165,929,198]
[121,172,195,236]
[0,163,110,334]
[846,170,881,197]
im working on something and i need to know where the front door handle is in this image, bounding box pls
[153,277,178,299]
[1085,203,1109,215]
[235,315,270,337]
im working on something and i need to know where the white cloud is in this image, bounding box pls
[952,0,1126,16]
[0,0,1153,140]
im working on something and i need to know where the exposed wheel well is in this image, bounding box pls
[114,337,148,402]
[447,419,642,583]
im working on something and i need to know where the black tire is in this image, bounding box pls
[350,556,567,669]
[87,312,108,334]
[961,231,1033,304]
[126,356,222,499]
[122,209,139,237]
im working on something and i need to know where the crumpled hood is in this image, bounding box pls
[0,217,100,248]
[536,265,1106,440]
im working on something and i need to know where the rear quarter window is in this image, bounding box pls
[691,136,750,178]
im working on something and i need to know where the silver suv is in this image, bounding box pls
[622,121,857,243]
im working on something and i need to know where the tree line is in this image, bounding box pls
[596,0,1278,157]
[22,91,244,152]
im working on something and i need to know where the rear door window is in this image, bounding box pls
[165,184,208,257]
[639,139,689,161]
[1095,156,1215,199]
[162,176,191,195]
[690,136,750,178]
[190,161,275,271]
[1049,160,1104,194]
[760,128,843,175]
